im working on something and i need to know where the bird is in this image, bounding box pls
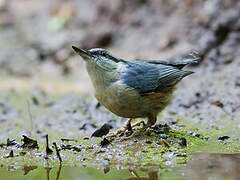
[72,46,199,137]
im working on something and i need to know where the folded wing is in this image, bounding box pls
[122,58,198,94]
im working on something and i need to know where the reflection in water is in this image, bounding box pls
[45,163,62,180]
[1,153,240,180]
[126,170,159,180]
[23,166,37,176]
[0,165,162,180]
[56,164,62,180]
[103,166,110,174]
[188,153,240,180]
[45,166,51,180]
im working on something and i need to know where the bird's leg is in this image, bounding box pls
[140,116,157,132]
[116,118,133,134]
[107,118,133,138]
[131,121,145,129]
[116,118,145,134]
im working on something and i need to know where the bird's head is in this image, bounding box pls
[72,46,120,64]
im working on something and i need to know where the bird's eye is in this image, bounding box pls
[95,50,104,56]
[99,51,107,56]
[101,51,106,56]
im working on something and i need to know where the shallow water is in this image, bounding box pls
[1,153,240,180]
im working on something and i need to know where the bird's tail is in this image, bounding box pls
[178,50,201,66]
[180,57,200,64]
[174,57,200,69]
[181,70,194,78]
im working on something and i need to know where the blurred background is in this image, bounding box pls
[0,0,239,94]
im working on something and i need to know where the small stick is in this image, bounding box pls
[161,139,171,148]
[45,135,53,155]
[61,138,77,142]
[53,142,62,162]
[56,163,62,180]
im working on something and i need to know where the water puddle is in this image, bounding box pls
[1,153,239,180]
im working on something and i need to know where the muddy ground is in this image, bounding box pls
[0,0,240,179]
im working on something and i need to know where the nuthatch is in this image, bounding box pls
[72,46,199,135]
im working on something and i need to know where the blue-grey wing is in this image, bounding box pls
[121,61,193,94]
[145,57,199,69]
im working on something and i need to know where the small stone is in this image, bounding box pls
[92,124,112,137]
[7,139,17,146]
[179,137,187,147]
[100,138,110,147]
[21,135,39,149]
[6,150,14,158]
[218,136,230,141]
[145,141,152,144]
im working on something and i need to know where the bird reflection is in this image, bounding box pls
[125,169,159,180]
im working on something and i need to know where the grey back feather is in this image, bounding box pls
[121,58,197,94]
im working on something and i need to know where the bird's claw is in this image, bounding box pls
[120,126,149,141]
[107,119,145,139]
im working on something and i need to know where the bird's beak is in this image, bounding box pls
[72,46,92,60]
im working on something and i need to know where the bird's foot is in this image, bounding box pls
[120,129,145,141]
[106,119,145,139]
[106,118,133,139]
[120,123,151,141]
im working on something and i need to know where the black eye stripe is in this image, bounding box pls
[90,49,124,63]
[92,50,110,57]
[92,50,105,56]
